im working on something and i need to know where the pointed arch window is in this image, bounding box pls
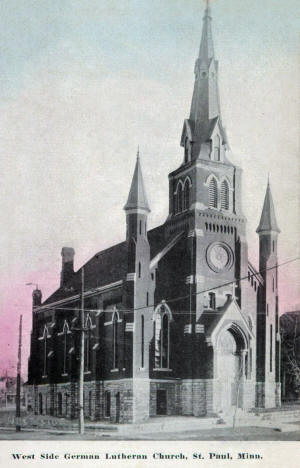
[177,183,183,213]
[183,178,191,211]
[84,315,93,373]
[220,180,229,210]
[208,177,218,208]
[154,303,172,369]
[174,180,184,214]
[61,320,71,376]
[39,325,50,378]
[112,311,119,369]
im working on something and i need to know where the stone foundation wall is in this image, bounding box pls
[239,380,256,409]
[26,380,133,423]
[256,381,278,408]
[181,379,214,416]
[150,381,181,416]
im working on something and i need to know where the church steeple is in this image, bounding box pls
[189,1,220,124]
[256,181,280,234]
[124,150,150,213]
[181,1,228,162]
[198,0,214,61]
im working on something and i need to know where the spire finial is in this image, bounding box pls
[267,173,270,186]
[137,145,140,160]
[204,0,211,16]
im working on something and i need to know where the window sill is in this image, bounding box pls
[154,368,172,372]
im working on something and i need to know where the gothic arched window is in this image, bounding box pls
[84,315,92,373]
[183,178,191,211]
[220,180,229,210]
[154,303,172,369]
[174,180,184,214]
[208,177,218,208]
[177,183,183,213]
[112,312,119,369]
[61,321,70,375]
[39,325,50,378]
[161,314,169,368]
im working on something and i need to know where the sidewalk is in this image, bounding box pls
[1,405,299,436]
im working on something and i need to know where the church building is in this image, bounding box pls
[26,3,281,423]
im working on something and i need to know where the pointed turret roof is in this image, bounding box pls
[199,1,214,61]
[124,150,150,212]
[256,181,280,233]
[186,0,226,152]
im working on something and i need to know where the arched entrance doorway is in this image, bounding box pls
[216,326,246,413]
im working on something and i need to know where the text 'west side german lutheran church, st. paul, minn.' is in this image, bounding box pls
[26,2,281,423]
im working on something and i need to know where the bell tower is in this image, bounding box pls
[166,1,247,317]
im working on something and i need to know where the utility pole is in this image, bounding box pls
[78,268,85,434]
[16,314,22,432]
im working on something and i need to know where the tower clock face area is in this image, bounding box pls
[206,242,234,273]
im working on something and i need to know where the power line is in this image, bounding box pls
[28,255,300,315]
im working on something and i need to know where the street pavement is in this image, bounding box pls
[0,425,299,440]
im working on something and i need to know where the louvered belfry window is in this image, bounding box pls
[220,180,229,210]
[209,177,218,208]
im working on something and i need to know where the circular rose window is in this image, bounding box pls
[206,242,234,273]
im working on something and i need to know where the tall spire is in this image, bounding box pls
[124,150,150,212]
[186,0,224,149]
[256,181,280,233]
[199,0,214,61]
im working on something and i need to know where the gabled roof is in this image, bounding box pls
[198,297,254,343]
[41,223,168,307]
[124,155,150,212]
[256,182,280,233]
[43,241,128,305]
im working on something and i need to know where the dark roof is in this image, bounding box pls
[256,182,280,233]
[148,224,167,259]
[198,298,234,335]
[42,223,167,307]
[124,156,150,212]
[43,241,128,305]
